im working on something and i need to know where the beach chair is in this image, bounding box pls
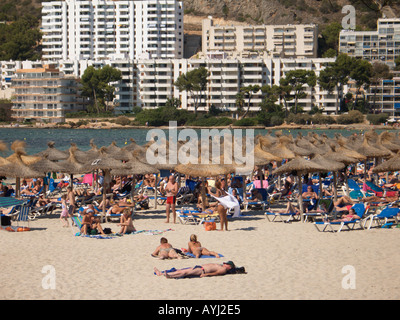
[243,188,269,211]
[177,208,201,225]
[14,205,31,228]
[265,210,300,223]
[303,198,334,222]
[363,181,384,197]
[71,215,83,234]
[365,207,400,230]
[314,203,370,233]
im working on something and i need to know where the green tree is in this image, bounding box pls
[239,84,261,120]
[174,67,209,115]
[394,55,400,71]
[318,22,342,57]
[349,58,373,111]
[279,69,316,114]
[81,65,122,114]
[0,15,42,60]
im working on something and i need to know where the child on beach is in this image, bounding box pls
[60,194,69,227]
[117,208,136,234]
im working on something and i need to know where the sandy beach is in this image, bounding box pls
[1,204,399,300]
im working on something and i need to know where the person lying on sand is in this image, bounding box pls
[151,237,181,260]
[187,234,220,258]
[154,261,245,279]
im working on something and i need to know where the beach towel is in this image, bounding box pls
[183,252,224,259]
[253,180,268,189]
[211,194,240,218]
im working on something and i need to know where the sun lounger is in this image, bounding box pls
[177,209,201,225]
[265,210,300,223]
[365,207,400,230]
[314,203,370,233]
[243,188,269,211]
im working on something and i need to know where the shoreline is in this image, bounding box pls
[2,122,398,131]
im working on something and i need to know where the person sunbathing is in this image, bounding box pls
[187,234,220,258]
[117,208,136,234]
[270,201,300,215]
[154,261,242,278]
[328,208,360,222]
[334,195,354,212]
[151,237,180,260]
[21,180,42,196]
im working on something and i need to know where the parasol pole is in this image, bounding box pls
[201,177,207,212]
[154,173,158,209]
[297,174,304,222]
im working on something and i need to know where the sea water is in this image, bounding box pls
[0,127,378,156]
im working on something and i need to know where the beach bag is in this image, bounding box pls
[204,221,216,231]
[103,228,112,234]
[1,215,11,226]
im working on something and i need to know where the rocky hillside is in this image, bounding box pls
[183,0,400,31]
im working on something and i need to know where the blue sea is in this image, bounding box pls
[0,127,386,156]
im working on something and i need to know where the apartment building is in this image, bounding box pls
[339,18,400,69]
[138,57,337,113]
[41,0,184,61]
[11,65,85,122]
[201,17,318,59]
[365,72,400,117]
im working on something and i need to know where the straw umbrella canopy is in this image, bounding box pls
[124,138,145,153]
[272,156,326,220]
[29,154,64,175]
[175,160,235,211]
[310,154,346,201]
[104,141,122,154]
[0,148,45,197]
[377,132,400,153]
[35,141,68,161]
[372,154,400,173]
[80,147,129,220]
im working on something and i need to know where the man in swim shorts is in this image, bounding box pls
[154,261,237,278]
[165,175,178,223]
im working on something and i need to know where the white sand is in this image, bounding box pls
[1,206,399,300]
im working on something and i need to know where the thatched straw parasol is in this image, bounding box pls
[35,141,68,161]
[272,156,326,220]
[29,154,64,174]
[372,154,400,173]
[0,148,45,197]
[175,160,235,211]
[310,154,346,201]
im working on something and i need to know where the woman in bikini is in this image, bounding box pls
[188,234,219,258]
[117,208,136,234]
[151,237,180,260]
[210,180,229,231]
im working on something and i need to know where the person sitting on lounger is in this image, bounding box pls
[154,261,243,278]
[187,234,220,258]
[21,180,42,196]
[302,186,318,211]
[151,237,180,260]
[248,188,263,202]
[117,208,136,234]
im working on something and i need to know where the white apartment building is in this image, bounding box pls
[201,17,318,59]
[3,57,338,115]
[11,65,86,123]
[138,57,337,113]
[339,18,400,69]
[41,0,184,61]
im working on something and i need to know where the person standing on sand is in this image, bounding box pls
[66,186,76,223]
[209,180,229,231]
[165,175,178,224]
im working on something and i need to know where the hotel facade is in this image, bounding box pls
[41,0,184,61]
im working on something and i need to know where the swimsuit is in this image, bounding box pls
[193,265,205,274]
[166,196,176,204]
[61,203,69,217]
